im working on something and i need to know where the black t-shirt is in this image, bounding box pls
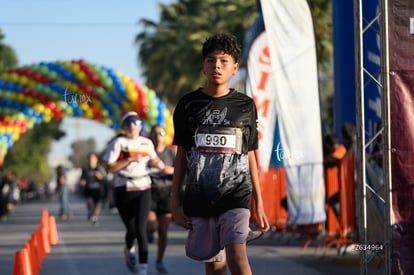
[81,165,106,190]
[173,88,259,217]
[150,146,176,187]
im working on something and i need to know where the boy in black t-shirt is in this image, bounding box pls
[171,33,270,275]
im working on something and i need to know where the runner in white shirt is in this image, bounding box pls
[103,111,167,275]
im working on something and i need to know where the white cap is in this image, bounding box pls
[121,111,140,124]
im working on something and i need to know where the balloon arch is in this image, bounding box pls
[0,59,174,165]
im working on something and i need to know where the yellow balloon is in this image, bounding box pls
[72,63,80,73]
[121,75,130,84]
[9,73,18,82]
[127,91,138,103]
[80,102,89,111]
[1,74,9,82]
[103,118,113,125]
[8,93,16,101]
[12,127,20,136]
[126,83,136,95]
[19,76,28,85]
[43,115,52,123]
[85,110,93,119]
[26,79,36,87]
[43,108,52,117]
[16,93,26,103]
[61,61,70,67]
[26,97,35,105]
[33,103,45,113]
[69,83,80,94]
[77,71,86,81]
[12,133,20,142]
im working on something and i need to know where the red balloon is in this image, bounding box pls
[45,101,57,110]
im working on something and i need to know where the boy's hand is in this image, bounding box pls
[256,207,271,232]
[171,206,192,230]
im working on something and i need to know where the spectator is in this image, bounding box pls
[368,121,383,182]
[56,165,71,220]
[341,122,357,159]
[0,171,14,221]
[323,134,347,219]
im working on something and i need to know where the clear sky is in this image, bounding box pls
[0,0,172,161]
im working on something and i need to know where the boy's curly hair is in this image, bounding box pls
[202,33,241,62]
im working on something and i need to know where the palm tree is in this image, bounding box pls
[0,29,19,73]
[136,0,333,131]
[136,0,257,106]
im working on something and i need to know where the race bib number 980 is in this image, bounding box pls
[195,126,242,154]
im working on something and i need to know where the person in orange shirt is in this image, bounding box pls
[323,134,347,220]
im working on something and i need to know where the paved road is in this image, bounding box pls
[0,195,385,275]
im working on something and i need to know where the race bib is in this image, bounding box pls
[195,126,242,154]
[126,176,151,192]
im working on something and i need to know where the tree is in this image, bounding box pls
[68,138,97,168]
[136,0,334,129]
[136,0,257,106]
[308,0,334,133]
[0,30,70,186]
[2,120,66,185]
[0,29,18,73]
[308,0,333,70]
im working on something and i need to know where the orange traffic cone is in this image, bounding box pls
[36,227,50,258]
[48,216,59,245]
[40,209,50,235]
[22,247,33,275]
[29,234,41,273]
[13,247,33,275]
[12,250,24,275]
[41,208,49,222]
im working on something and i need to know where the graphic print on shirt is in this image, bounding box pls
[202,107,230,126]
[196,107,243,154]
[186,106,250,206]
[117,144,151,161]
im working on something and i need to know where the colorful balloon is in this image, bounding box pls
[0,59,174,165]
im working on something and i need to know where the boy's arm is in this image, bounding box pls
[248,150,271,232]
[171,146,192,229]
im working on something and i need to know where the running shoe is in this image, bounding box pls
[124,247,138,273]
[139,264,148,275]
[91,216,99,226]
[246,229,264,244]
[156,260,168,273]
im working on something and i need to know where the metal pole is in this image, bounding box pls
[356,0,392,273]
[354,0,369,273]
[379,0,393,274]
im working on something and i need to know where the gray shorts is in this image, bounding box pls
[185,208,250,262]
